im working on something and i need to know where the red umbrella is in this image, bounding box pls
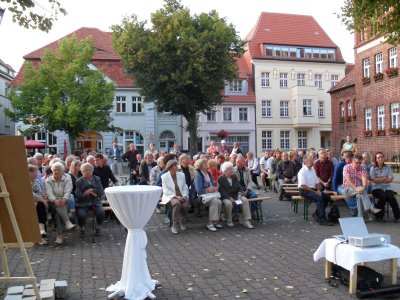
[25,140,45,149]
[63,139,68,160]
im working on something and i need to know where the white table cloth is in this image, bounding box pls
[105,185,162,300]
[314,238,400,274]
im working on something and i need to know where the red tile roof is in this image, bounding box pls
[328,66,355,93]
[12,27,134,87]
[246,12,345,63]
[224,52,255,103]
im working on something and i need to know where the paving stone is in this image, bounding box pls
[54,280,68,299]
[39,279,56,287]
[6,286,24,295]
[22,289,36,297]
[4,295,23,300]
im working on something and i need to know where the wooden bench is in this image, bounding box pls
[248,196,272,223]
[292,194,348,220]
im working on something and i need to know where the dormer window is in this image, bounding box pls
[265,44,336,61]
[229,80,243,92]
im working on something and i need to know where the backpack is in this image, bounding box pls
[327,205,340,223]
[331,264,383,291]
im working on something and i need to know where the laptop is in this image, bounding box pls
[332,217,369,242]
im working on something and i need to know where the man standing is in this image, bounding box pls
[216,140,231,154]
[206,140,218,154]
[122,143,138,185]
[314,149,334,190]
[277,152,296,201]
[108,141,123,178]
[298,157,333,226]
[144,143,158,158]
[259,150,271,192]
[93,154,119,190]
[341,134,358,154]
[342,154,380,217]
[231,142,242,155]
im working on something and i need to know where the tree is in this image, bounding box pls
[112,0,245,154]
[339,0,400,45]
[0,0,66,32]
[6,35,117,152]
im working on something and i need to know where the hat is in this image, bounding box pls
[221,140,226,144]
[165,159,178,171]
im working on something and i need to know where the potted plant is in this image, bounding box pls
[364,130,372,137]
[340,116,344,123]
[389,127,399,135]
[217,129,229,139]
[346,116,352,122]
[374,128,385,136]
[386,67,398,77]
[352,115,357,121]
[362,76,370,84]
[374,72,384,81]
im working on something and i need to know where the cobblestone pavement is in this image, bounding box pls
[2,176,400,299]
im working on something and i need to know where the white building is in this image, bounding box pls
[247,12,347,156]
[0,59,15,136]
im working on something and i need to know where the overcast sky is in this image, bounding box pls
[0,0,354,72]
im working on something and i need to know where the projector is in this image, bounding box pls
[348,234,391,247]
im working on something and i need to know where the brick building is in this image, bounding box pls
[329,32,400,159]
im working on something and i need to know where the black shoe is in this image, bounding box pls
[312,211,319,222]
[80,230,85,238]
[319,219,334,226]
[95,228,101,236]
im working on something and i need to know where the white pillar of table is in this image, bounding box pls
[105,185,162,300]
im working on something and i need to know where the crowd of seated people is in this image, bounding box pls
[26,138,400,243]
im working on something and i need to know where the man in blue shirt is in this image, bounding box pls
[332,151,357,216]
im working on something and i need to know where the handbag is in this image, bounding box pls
[200,191,221,204]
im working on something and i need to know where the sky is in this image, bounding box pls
[0,0,354,72]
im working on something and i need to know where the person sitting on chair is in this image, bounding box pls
[218,162,253,229]
[75,163,105,237]
[298,157,333,226]
[276,152,296,201]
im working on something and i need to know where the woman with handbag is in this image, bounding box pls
[194,158,222,232]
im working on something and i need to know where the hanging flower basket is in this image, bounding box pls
[362,77,370,84]
[217,130,229,139]
[386,67,398,77]
[364,130,372,137]
[389,128,399,135]
[374,129,385,136]
[346,116,352,122]
[373,72,384,81]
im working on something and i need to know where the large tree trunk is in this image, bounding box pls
[184,113,199,157]
[68,134,76,156]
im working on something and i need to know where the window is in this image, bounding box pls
[229,80,243,92]
[391,103,400,129]
[303,99,312,116]
[261,100,271,117]
[132,96,142,113]
[340,102,345,119]
[280,101,289,117]
[298,131,307,149]
[116,96,126,112]
[297,73,305,86]
[365,108,372,130]
[375,53,383,74]
[261,131,272,150]
[265,44,336,60]
[363,58,370,77]
[206,110,216,122]
[314,74,322,88]
[347,101,352,118]
[279,73,288,88]
[389,48,397,68]
[318,101,324,118]
[239,107,248,121]
[261,72,270,87]
[331,75,339,87]
[280,131,290,149]
[223,107,232,121]
[377,105,385,130]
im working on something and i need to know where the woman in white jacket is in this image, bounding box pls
[161,159,189,234]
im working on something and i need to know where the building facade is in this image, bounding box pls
[0,59,15,135]
[182,54,256,154]
[12,27,182,155]
[330,31,400,159]
[246,12,346,157]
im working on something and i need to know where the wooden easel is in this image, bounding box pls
[0,173,41,299]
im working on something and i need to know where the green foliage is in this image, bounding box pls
[112,0,245,153]
[0,0,66,32]
[339,0,400,45]
[6,35,117,145]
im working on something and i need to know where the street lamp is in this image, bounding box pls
[0,8,5,25]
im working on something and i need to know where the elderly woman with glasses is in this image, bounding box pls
[218,162,253,229]
[370,152,400,222]
[45,161,75,245]
[161,159,189,234]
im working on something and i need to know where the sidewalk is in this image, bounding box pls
[2,178,400,299]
